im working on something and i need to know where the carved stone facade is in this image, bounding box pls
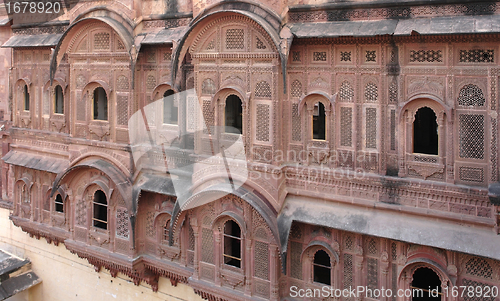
[0,0,499,300]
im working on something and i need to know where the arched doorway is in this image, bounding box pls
[411,267,442,300]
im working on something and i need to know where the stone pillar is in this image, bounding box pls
[214,229,221,286]
[192,225,200,280]
[270,244,279,301]
[244,239,252,295]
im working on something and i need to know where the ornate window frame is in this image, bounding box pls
[301,241,339,287]
[399,96,450,181]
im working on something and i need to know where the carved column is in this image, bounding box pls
[214,229,221,286]
[192,225,200,279]
[354,242,364,301]
[380,250,390,301]
[270,244,279,301]
[399,111,412,177]
[244,239,252,295]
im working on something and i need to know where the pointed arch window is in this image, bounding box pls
[54,194,64,213]
[413,107,438,155]
[163,89,177,124]
[92,190,108,230]
[54,85,64,114]
[313,249,331,285]
[223,220,241,268]
[93,87,108,120]
[162,219,170,243]
[225,95,243,134]
[23,84,30,111]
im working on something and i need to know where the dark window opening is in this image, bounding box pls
[225,95,243,134]
[413,107,438,155]
[223,220,241,268]
[313,102,326,140]
[23,84,30,111]
[55,194,64,213]
[93,87,108,120]
[162,219,170,243]
[163,89,177,124]
[411,267,442,300]
[93,190,108,230]
[54,85,64,114]
[313,250,331,285]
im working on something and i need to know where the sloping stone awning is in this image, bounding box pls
[289,15,500,38]
[2,151,68,174]
[141,26,189,45]
[277,195,500,273]
[2,34,62,48]
[0,249,41,300]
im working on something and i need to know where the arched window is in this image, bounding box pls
[21,184,29,203]
[313,249,331,285]
[312,102,326,140]
[93,87,108,120]
[411,267,441,300]
[23,84,30,111]
[413,107,438,155]
[54,194,64,213]
[225,95,243,134]
[163,89,177,124]
[223,220,241,268]
[54,85,64,114]
[92,190,108,230]
[162,219,170,243]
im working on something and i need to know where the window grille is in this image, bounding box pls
[366,108,377,149]
[364,83,378,102]
[94,32,110,50]
[292,103,301,142]
[458,84,485,107]
[256,37,266,50]
[340,51,351,62]
[313,52,327,61]
[254,241,269,279]
[201,228,214,263]
[459,114,484,159]
[255,81,271,98]
[256,104,270,142]
[116,208,129,239]
[117,96,128,126]
[226,29,244,49]
[340,107,352,147]
[290,241,302,279]
[365,51,376,62]
[290,80,302,98]
[465,257,493,279]
[339,81,354,102]
[409,50,442,62]
[459,49,494,63]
